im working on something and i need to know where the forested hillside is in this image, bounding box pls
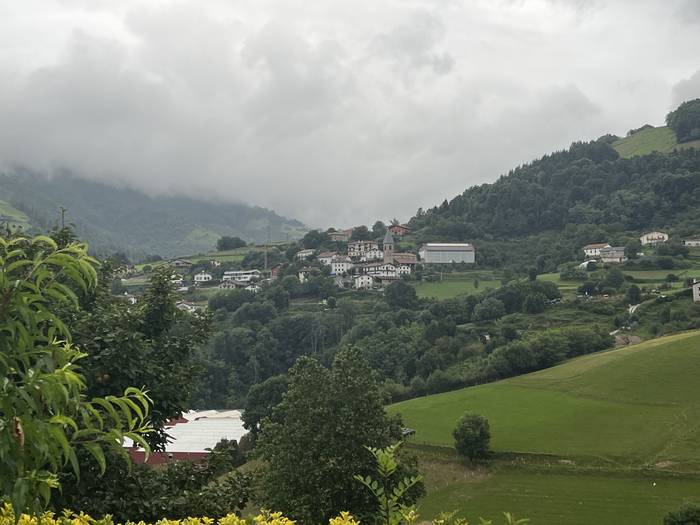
[0,171,306,259]
[410,140,700,256]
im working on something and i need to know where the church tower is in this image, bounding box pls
[383,230,394,263]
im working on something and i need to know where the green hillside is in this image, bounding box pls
[391,330,700,468]
[612,125,700,158]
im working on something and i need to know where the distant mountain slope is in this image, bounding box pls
[390,330,700,468]
[0,171,306,259]
[613,125,700,158]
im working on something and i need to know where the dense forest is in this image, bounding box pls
[0,171,305,259]
[410,143,700,241]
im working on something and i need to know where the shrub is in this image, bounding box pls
[453,413,491,460]
[664,503,700,524]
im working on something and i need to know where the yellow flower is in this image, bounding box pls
[328,511,360,525]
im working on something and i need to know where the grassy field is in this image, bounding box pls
[391,330,700,467]
[612,126,700,158]
[414,272,500,300]
[418,464,700,524]
[391,331,700,523]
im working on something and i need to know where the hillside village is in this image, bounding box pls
[154,226,476,304]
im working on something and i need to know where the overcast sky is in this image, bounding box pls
[1,0,699,228]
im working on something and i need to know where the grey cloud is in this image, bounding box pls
[671,70,700,106]
[0,0,698,227]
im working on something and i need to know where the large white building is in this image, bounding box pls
[640,231,669,245]
[348,240,379,258]
[361,262,397,278]
[418,243,475,264]
[222,270,260,282]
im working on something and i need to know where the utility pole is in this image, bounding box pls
[264,225,270,271]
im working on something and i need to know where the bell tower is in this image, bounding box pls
[383,230,394,263]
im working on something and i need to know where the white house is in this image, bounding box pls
[194,271,213,284]
[354,274,374,290]
[392,253,417,276]
[348,240,379,258]
[582,243,610,259]
[245,284,261,293]
[359,249,383,262]
[640,231,669,245]
[418,243,475,264]
[295,249,315,261]
[684,239,700,247]
[330,256,354,276]
[600,246,627,263]
[222,270,260,282]
[693,282,700,303]
[170,273,184,286]
[361,262,397,278]
[298,268,313,283]
[317,252,337,265]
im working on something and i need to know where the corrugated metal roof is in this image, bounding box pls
[127,410,248,453]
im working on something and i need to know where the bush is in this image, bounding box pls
[664,503,700,524]
[453,413,491,460]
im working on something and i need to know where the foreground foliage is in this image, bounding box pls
[0,236,151,516]
[256,349,423,524]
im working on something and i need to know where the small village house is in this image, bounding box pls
[693,282,700,303]
[582,243,610,259]
[330,255,354,275]
[392,253,418,275]
[295,248,315,261]
[169,259,193,269]
[600,246,627,263]
[194,271,213,284]
[328,228,353,242]
[353,274,374,290]
[317,251,337,265]
[683,239,700,247]
[170,273,184,286]
[388,224,410,238]
[640,231,669,245]
[298,267,313,283]
[418,243,475,264]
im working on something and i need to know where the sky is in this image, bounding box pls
[0,0,699,228]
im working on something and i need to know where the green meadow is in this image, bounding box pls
[390,331,700,523]
[414,272,501,300]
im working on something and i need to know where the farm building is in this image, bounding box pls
[127,410,246,465]
[418,243,475,264]
[683,239,700,247]
[582,243,610,258]
[600,246,627,263]
[640,231,669,245]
